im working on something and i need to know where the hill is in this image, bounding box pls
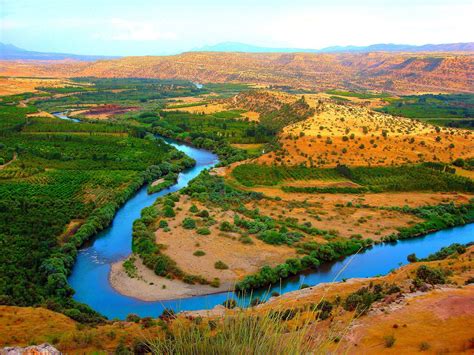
[248,93,474,167]
[0,51,472,94]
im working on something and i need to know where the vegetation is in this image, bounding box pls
[146,309,316,354]
[0,87,197,323]
[326,90,391,99]
[233,163,474,193]
[236,239,370,291]
[377,93,474,129]
[377,93,474,118]
[383,201,474,242]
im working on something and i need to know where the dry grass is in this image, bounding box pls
[0,77,74,96]
[253,100,473,167]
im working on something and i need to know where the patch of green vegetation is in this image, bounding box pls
[0,101,192,323]
[214,260,229,270]
[233,164,474,193]
[376,94,474,124]
[232,164,343,187]
[382,201,474,242]
[123,256,138,278]
[326,90,391,99]
[154,110,272,144]
[236,239,371,291]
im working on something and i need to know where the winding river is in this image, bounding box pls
[57,113,474,320]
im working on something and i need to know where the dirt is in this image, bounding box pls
[252,100,473,167]
[343,287,474,354]
[109,257,231,301]
[155,197,297,282]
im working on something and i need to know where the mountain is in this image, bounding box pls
[0,43,118,61]
[194,41,474,53]
[194,42,319,53]
[1,51,472,94]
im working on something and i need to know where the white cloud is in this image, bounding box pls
[101,18,177,41]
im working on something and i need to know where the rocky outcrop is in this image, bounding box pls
[1,343,60,355]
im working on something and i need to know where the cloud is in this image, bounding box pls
[102,19,177,41]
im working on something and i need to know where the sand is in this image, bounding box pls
[109,256,231,301]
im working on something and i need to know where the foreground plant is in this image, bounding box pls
[145,307,334,354]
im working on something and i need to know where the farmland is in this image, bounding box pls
[0,85,194,322]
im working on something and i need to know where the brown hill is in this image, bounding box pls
[1,52,473,94]
[247,94,474,167]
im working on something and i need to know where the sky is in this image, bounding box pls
[1,0,473,56]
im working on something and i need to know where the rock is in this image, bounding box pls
[1,343,60,355]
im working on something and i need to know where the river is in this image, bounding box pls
[56,112,473,320]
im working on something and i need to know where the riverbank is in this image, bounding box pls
[109,257,232,301]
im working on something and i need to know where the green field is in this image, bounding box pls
[232,163,474,193]
[376,94,474,129]
[0,93,191,322]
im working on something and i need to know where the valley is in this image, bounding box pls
[0,75,473,353]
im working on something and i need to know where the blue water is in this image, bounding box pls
[53,111,81,122]
[63,110,473,319]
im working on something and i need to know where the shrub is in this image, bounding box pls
[158,220,168,228]
[220,221,234,232]
[193,250,206,257]
[182,217,196,229]
[407,253,417,262]
[419,342,430,351]
[197,227,211,235]
[215,261,229,270]
[210,278,220,288]
[197,209,210,218]
[163,206,175,218]
[159,308,176,321]
[453,158,465,167]
[415,265,446,285]
[384,335,396,348]
[189,204,199,213]
[223,299,237,309]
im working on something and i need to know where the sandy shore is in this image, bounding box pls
[109,256,233,301]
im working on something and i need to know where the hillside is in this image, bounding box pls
[1,51,473,94]
[237,92,474,167]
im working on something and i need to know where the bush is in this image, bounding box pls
[163,206,175,218]
[126,314,140,323]
[193,250,206,257]
[384,335,396,348]
[215,261,229,270]
[415,265,446,285]
[407,253,418,262]
[182,217,196,229]
[197,227,211,235]
[197,209,210,218]
[210,278,220,288]
[220,221,234,232]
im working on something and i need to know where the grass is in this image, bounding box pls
[146,308,326,354]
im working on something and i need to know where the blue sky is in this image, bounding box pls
[1,0,472,55]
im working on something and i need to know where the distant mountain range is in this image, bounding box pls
[1,41,472,62]
[194,41,474,53]
[0,43,118,61]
